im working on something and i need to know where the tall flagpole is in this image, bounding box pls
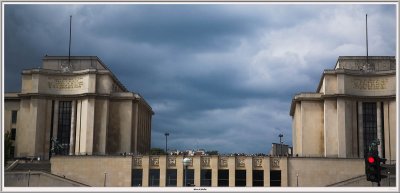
[69,15,72,65]
[366,14,368,66]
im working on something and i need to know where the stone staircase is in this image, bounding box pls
[6,160,51,172]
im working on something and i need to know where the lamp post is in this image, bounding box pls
[27,170,31,187]
[279,134,283,156]
[165,132,169,155]
[104,172,107,187]
[296,172,299,187]
[183,157,191,187]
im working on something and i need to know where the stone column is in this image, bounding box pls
[75,100,82,154]
[211,156,218,187]
[132,102,139,154]
[245,157,253,187]
[383,101,391,161]
[176,155,184,187]
[142,156,149,187]
[263,157,270,187]
[159,155,166,187]
[44,100,53,160]
[376,102,383,158]
[69,100,76,155]
[358,101,364,158]
[52,100,59,140]
[228,156,235,187]
[337,99,346,158]
[193,156,201,187]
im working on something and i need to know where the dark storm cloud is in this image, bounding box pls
[3,3,396,154]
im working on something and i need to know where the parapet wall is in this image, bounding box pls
[287,157,365,187]
[51,156,132,187]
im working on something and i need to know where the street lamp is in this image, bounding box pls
[165,132,170,154]
[296,171,299,187]
[183,157,191,187]
[104,172,107,187]
[279,134,283,156]
[27,170,31,187]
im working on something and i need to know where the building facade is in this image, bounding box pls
[290,56,396,161]
[4,56,153,160]
[50,155,365,187]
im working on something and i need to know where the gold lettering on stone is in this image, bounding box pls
[201,157,210,167]
[168,158,176,167]
[236,158,245,167]
[133,158,142,166]
[48,77,84,90]
[352,78,387,90]
[219,158,228,167]
[272,158,280,168]
[254,158,262,167]
[150,157,159,166]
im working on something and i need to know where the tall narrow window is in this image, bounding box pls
[270,170,281,186]
[363,102,377,155]
[218,170,229,187]
[11,111,17,124]
[131,169,143,186]
[200,169,212,187]
[149,169,160,187]
[57,101,72,155]
[235,170,246,186]
[11,128,16,140]
[10,146,15,158]
[166,169,177,187]
[253,170,264,187]
[183,169,194,186]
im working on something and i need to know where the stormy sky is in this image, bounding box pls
[3,3,396,154]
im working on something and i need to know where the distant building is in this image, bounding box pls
[290,56,396,160]
[4,56,154,160]
[269,143,292,157]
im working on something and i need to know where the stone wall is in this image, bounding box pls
[287,157,364,187]
[51,156,132,187]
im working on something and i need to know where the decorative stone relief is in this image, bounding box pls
[60,60,74,72]
[133,158,142,166]
[219,157,228,167]
[271,158,280,168]
[253,158,262,167]
[168,157,176,167]
[150,157,159,166]
[236,157,245,167]
[201,157,210,167]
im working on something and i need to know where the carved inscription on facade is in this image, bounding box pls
[168,157,176,167]
[219,157,228,167]
[253,158,262,167]
[133,158,142,166]
[271,158,280,168]
[201,157,210,167]
[352,78,388,90]
[48,77,84,90]
[150,157,159,166]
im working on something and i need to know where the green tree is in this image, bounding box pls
[4,131,12,165]
[150,147,166,155]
